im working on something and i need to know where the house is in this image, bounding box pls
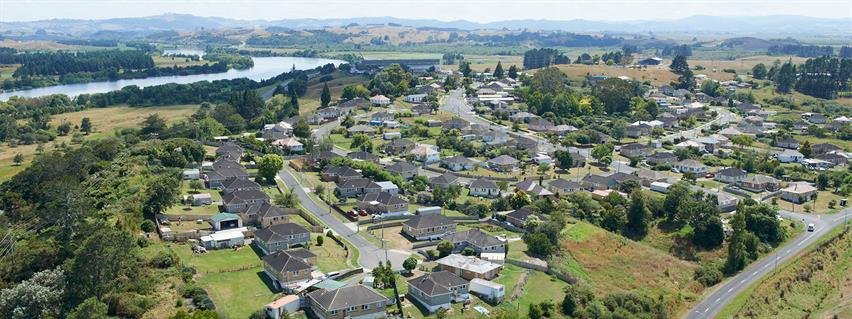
[508,137,539,152]
[336,178,382,198]
[205,166,250,189]
[306,285,389,319]
[221,178,261,195]
[514,179,554,197]
[254,223,311,254]
[776,138,800,150]
[321,166,363,182]
[306,151,342,168]
[532,153,553,165]
[210,213,243,231]
[527,118,554,132]
[781,182,818,203]
[442,118,471,131]
[376,181,400,195]
[265,295,301,319]
[200,228,246,249]
[802,158,835,171]
[548,179,582,195]
[216,143,244,160]
[402,214,458,240]
[407,271,470,313]
[674,159,708,174]
[807,113,827,124]
[812,143,843,155]
[190,193,213,206]
[385,138,415,155]
[482,131,510,145]
[412,104,433,116]
[357,192,409,216]
[417,83,442,95]
[646,152,678,166]
[370,95,391,106]
[486,155,519,172]
[339,97,370,110]
[815,153,849,166]
[241,203,295,228]
[222,189,271,213]
[348,151,381,164]
[436,254,502,280]
[409,144,441,163]
[625,124,652,138]
[505,206,534,228]
[637,57,663,65]
[317,107,343,121]
[715,167,748,184]
[442,156,476,171]
[404,94,427,103]
[262,249,315,290]
[183,169,200,180]
[581,172,641,190]
[635,169,670,186]
[620,143,653,158]
[509,112,537,123]
[738,175,780,192]
[776,149,805,163]
[430,173,460,190]
[469,278,505,304]
[550,124,578,136]
[383,131,402,140]
[348,125,376,136]
[262,122,294,141]
[468,178,500,198]
[371,111,395,124]
[442,228,506,254]
[272,137,304,152]
[385,161,418,180]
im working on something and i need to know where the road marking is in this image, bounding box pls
[751,271,758,277]
[727,287,734,292]
[714,297,721,303]
[763,264,770,269]
[740,279,747,284]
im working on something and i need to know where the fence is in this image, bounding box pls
[505,258,577,284]
[421,166,518,182]
[411,241,440,249]
[484,219,525,233]
[365,221,404,231]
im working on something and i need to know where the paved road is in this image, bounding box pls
[660,106,738,143]
[277,168,410,270]
[684,209,850,319]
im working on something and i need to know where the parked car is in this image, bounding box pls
[807,223,815,232]
[358,209,368,216]
[704,173,715,178]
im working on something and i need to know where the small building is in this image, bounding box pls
[200,228,246,249]
[241,203,295,228]
[357,192,408,216]
[370,95,391,106]
[468,178,500,198]
[505,207,534,228]
[190,193,213,206]
[210,213,243,231]
[222,178,262,194]
[404,94,427,103]
[738,175,780,192]
[469,278,504,304]
[620,143,653,158]
[182,168,200,180]
[385,138,416,155]
[407,271,470,313]
[777,149,805,163]
[254,223,311,254]
[322,166,363,182]
[650,181,672,193]
[781,182,818,203]
[674,159,708,175]
[336,178,382,198]
[514,179,554,197]
[306,285,389,319]
[646,152,678,166]
[272,137,304,152]
[409,144,441,163]
[486,155,519,172]
[222,189,271,213]
[416,206,442,215]
[776,138,800,150]
[802,158,835,170]
[265,295,301,319]
[715,167,748,184]
[548,179,582,195]
[402,214,458,240]
[637,57,663,66]
[436,254,502,280]
[442,156,476,171]
[430,173,460,190]
[385,161,418,180]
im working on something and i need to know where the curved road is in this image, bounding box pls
[277,168,410,270]
[684,208,850,319]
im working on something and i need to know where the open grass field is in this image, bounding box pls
[718,225,852,319]
[0,104,199,182]
[551,220,702,316]
[195,267,279,319]
[311,233,351,273]
[691,55,808,75]
[554,64,679,87]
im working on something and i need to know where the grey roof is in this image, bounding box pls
[442,228,504,248]
[338,178,381,189]
[307,285,388,311]
[348,151,380,162]
[339,97,369,108]
[430,173,459,185]
[487,155,519,166]
[442,156,475,165]
[213,157,243,170]
[262,249,312,273]
[207,166,249,181]
[322,166,363,178]
[222,189,270,206]
[285,247,317,260]
[222,178,261,191]
[743,174,779,184]
[403,214,456,229]
[255,223,310,243]
[648,152,677,160]
[716,167,748,177]
[216,143,244,159]
[469,178,498,189]
[385,161,418,174]
[244,203,294,220]
[358,192,408,206]
[308,151,342,163]
[386,138,415,149]
[549,178,580,190]
[676,159,706,168]
[408,271,468,297]
[777,137,800,144]
[506,206,534,221]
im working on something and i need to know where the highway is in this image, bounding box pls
[684,208,850,319]
[277,168,410,270]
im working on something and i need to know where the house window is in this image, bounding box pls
[331,310,338,315]
[362,304,370,310]
[348,306,357,311]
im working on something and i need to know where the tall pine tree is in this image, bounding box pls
[320,82,331,107]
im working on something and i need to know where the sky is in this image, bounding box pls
[1,0,850,22]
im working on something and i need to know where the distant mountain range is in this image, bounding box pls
[1,13,850,37]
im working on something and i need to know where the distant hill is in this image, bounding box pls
[1,14,850,37]
[718,37,800,51]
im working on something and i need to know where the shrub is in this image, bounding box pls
[140,220,156,233]
[150,251,177,269]
[694,263,723,287]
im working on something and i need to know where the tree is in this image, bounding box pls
[140,113,167,135]
[67,227,138,302]
[752,63,767,79]
[320,82,331,107]
[189,179,203,191]
[13,153,23,165]
[493,61,505,78]
[508,65,519,79]
[591,143,614,165]
[592,78,636,114]
[403,255,418,273]
[68,297,111,319]
[775,60,796,93]
[528,303,544,319]
[341,84,370,100]
[144,174,180,217]
[458,61,472,77]
[257,154,284,184]
[523,232,555,257]
[140,220,156,233]
[293,119,311,138]
[275,189,301,208]
[670,55,695,90]
[316,235,324,246]
[81,117,92,134]
[437,240,454,257]
[731,135,754,149]
[57,122,71,135]
[799,140,812,158]
[626,190,650,237]
[0,268,65,319]
[554,150,574,169]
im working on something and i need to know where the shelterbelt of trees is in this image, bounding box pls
[0,48,253,91]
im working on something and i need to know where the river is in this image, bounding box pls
[0,56,344,101]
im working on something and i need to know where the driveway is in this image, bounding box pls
[684,208,850,318]
[277,168,410,270]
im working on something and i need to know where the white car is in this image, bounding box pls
[807,224,815,232]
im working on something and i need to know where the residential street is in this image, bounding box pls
[277,168,411,270]
[684,209,850,319]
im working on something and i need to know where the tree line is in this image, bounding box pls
[768,44,834,57]
[523,48,571,69]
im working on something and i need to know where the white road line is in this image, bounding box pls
[763,263,770,269]
[727,287,734,292]
[715,297,721,303]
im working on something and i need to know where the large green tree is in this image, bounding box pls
[320,82,331,107]
[257,154,284,184]
[67,226,139,303]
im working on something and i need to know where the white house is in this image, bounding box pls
[469,278,505,304]
[410,144,440,163]
[370,95,391,106]
[674,159,708,174]
[404,94,427,103]
[200,228,246,249]
[272,137,304,152]
[777,149,805,163]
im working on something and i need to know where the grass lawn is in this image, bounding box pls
[360,226,412,250]
[311,233,351,273]
[152,55,211,68]
[505,270,570,316]
[173,243,263,274]
[777,190,845,214]
[195,267,278,319]
[329,134,353,151]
